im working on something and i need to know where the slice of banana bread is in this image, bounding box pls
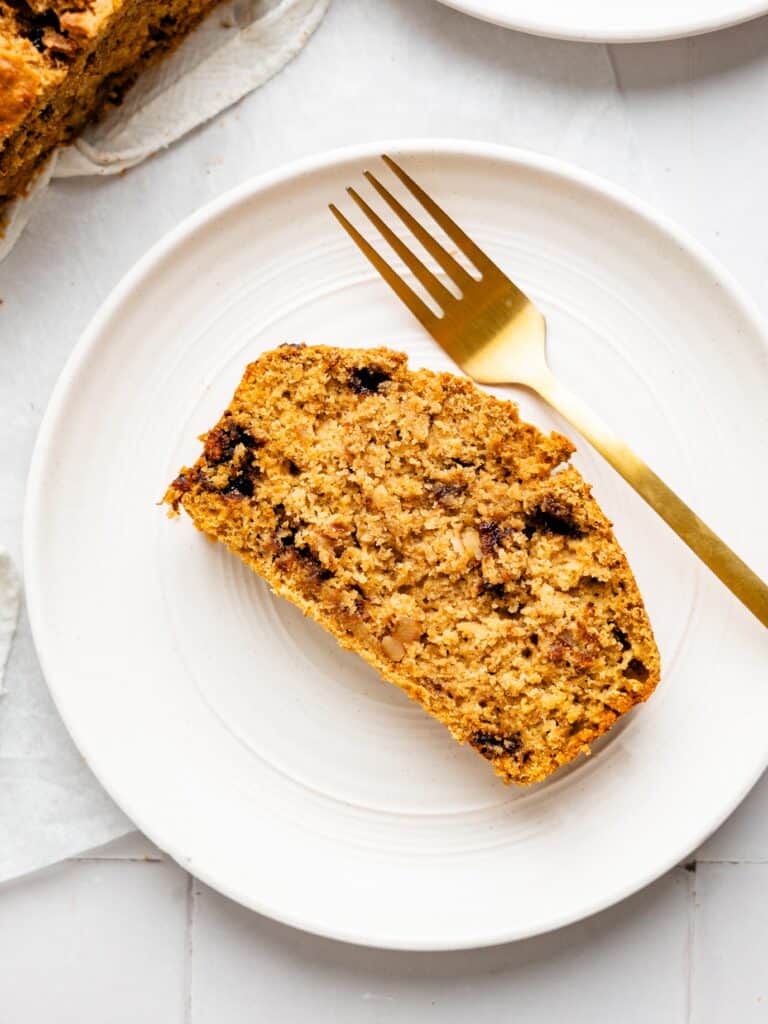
[164,345,660,785]
[0,0,222,210]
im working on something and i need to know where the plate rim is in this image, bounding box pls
[23,137,768,950]
[434,0,768,43]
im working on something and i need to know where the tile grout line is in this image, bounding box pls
[685,862,697,1024]
[69,855,164,863]
[690,857,768,865]
[603,42,658,205]
[183,873,196,1024]
[64,853,768,862]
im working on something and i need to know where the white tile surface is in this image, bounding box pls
[0,860,187,1023]
[1,0,768,1015]
[189,870,690,1023]
[72,832,165,861]
[691,863,768,1023]
[610,18,768,317]
[697,770,768,863]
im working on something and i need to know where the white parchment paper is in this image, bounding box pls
[0,551,20,696]
[0,0,329,262]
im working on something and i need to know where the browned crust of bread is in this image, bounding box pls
[165,345,661,785]
[0,0,222,207]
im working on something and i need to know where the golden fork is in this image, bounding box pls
[330,155,768,629]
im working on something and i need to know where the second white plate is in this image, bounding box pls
[25,140,768,949]
[435,0,768,43]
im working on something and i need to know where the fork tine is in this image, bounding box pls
[363,171,475,290]
[347,187,456,309]
[382,155,500,277]
[329,204,439,331]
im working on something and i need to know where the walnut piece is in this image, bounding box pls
[392,617,420,643]
[462,527,481,559]
[60,9,100,40]
[381,635,406,661]
[42,28,79,56]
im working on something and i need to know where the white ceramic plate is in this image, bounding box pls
[25,140,768,950]
[435,0,768,43]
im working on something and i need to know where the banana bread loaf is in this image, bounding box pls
[0,0,222,210]
[164,345,661,785]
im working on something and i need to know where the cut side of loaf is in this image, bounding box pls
[165,345,661,785]
[0,0,221,209]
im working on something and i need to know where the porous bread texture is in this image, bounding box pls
[165,345,661,785]
[0,0,221,209]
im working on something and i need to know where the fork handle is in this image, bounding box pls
[533,371,768,629]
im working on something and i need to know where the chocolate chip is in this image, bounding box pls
[286,460,302,476]
[234,426,259,448]
[204,423,260,465]
[349,367,391,395]
[10,3,59,53]
[223,473,254,498]
[612,625,631,651]
[471,731,523,760]
[171,472,193,494]
[524,495,584,540]
[479,581,506,599]
[295,545,333,581]
[478,520,505,555]
[349,584,367,616]
[28,26,46,51]
[272,506,299,549]
[623,658,649,682]
[429,481,466,505]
